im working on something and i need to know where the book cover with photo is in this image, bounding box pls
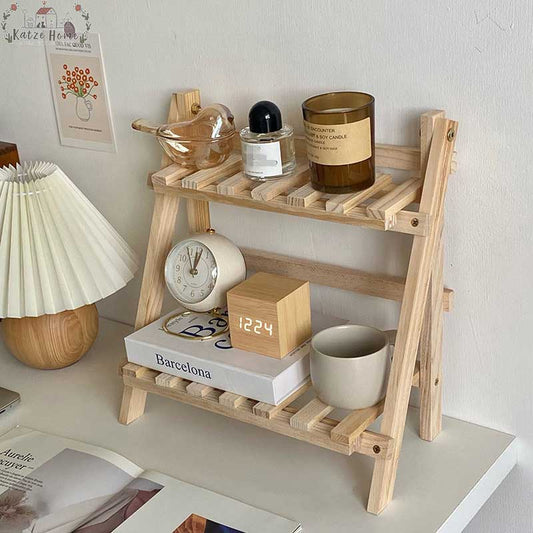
[0,427,300,533]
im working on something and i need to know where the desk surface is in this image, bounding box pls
[0,318,516,533]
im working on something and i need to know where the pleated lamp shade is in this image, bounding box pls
[0,161,139,319]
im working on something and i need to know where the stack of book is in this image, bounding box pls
[125,309,345,405]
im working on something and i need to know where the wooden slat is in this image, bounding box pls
[331,400,385,445]
[241,248,454,312]
[219,391,247,408]
[352,430,395,459]
[368,117,457,514]
[151,164,193,187]
[286,183,322,207]
[289,398,334,431]
[124,373,351,454]
[253,379,311,419]
[186,382,214,398]
[181,153,242,190]
[185,381,213,398]
[375,144,420,171]
[325,174,392,213]
[123,371,395,458]
[216,172,250,195]
[366,178,423,229]
[250,160,310,201]
[155,182,428,236]
[155,373,183,388]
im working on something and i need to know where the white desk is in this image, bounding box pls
[0,318,516,532]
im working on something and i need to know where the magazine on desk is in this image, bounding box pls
[0,427,301,533]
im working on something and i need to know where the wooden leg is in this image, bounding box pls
[134,192,181,330]
[367,118,456,514]
[119,385,147,425]
[187,199,211,233]
[119,363,152,424]
[417,110,446,442]
[419,234,444,441]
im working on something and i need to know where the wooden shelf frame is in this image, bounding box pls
[119,90,458,515]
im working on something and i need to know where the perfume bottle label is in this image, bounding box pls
[303,117,371,166]
[242,141,283,178]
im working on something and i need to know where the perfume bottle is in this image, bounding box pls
[240,101,296,181]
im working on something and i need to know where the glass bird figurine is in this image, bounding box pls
[132,104,236,170]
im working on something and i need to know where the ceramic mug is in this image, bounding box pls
[310,325,396,410]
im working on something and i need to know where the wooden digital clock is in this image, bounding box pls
[227,272,311,359]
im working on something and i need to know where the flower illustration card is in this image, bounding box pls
[45,33,116,152]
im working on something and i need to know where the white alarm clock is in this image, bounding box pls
[164,228,246,313]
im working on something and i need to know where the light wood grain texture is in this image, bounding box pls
[134,192,180,331]
[123,372,350,454]
[173,89,213,234]
[181,153,242,190]
[216,172,250,195]
[119,385,147,425]
[289,398,335,431]
[366,178,423,229]
[250,160,310,201]
[121,98,458,515]
[121,91,187,414]
[368,117,457,514]
[154,180,429,236]
[227,272,311,358]
[2,304,98,369]
[253,379,311,419]
[122,362,151,378]
[420,110,445,178]
[123,371,392,457]
[186,382,214,398]
[155,373,183,388]
[325,174,392,213]
[218,391,247,408]
[419,110,446,442]
[151,164,193,187]
[241,248,453,312]
[331,400,385,445]
[286,183,322,207]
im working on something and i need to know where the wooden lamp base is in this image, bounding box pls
[1,304,99,369]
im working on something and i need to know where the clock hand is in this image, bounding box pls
[193,248,203,270]
[187,247,195,275]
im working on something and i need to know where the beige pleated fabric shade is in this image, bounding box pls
[0,162,139,318]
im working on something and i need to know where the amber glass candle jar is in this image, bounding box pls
[302,92,375,194]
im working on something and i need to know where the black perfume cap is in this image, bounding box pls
[248,101,282,133]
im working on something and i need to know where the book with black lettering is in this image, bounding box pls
[125,308,345,405]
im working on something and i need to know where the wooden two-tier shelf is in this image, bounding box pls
[119,89,458,515]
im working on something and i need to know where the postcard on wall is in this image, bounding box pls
[45,33,116,152]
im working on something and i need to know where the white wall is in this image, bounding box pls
[1,0,531,530]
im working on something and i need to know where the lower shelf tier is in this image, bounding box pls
[121,361,420,458]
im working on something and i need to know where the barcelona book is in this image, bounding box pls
[0,426,301,533]
[125,308,345,405]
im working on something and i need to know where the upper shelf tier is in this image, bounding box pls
[149,140,456,236]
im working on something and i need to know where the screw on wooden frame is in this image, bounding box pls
[411,218,419,227]
[435,377,440,386]
[191,102,201,115]
[447,129,456,142]
[373,445,381,455]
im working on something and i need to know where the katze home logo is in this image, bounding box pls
[2,1,91,43]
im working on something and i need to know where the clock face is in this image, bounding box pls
[166,239,218,304]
